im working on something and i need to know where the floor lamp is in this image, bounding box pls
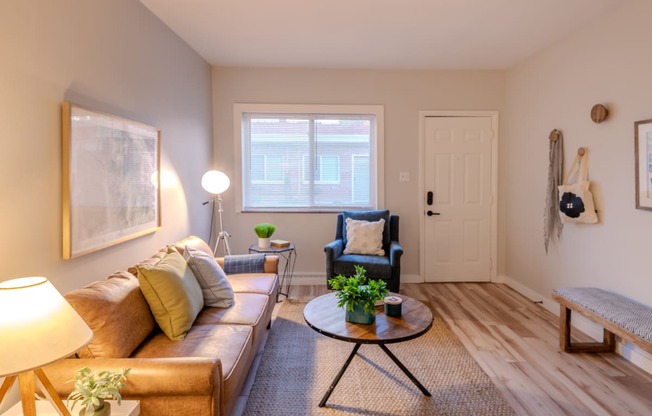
[202,170,231,256]
[0,277,93,416]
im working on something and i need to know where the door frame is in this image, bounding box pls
[418,110,499,282]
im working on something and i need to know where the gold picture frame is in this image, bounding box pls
[62,102,161,259]
[635,119,652,211]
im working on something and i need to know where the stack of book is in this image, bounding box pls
[270,239,291,248]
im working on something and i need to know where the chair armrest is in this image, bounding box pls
[324,239,344,261]
[324,240,344,281]
[42,357,221,397]
[389,241,404,266]
[216,255,279,274]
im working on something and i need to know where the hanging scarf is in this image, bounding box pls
[544,130,564,253]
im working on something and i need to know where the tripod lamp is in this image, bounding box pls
[0,277,93,416]
[202,170,231,256]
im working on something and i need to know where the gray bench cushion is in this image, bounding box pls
[553,287,652,343]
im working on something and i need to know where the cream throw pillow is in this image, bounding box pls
[137,250,204,340]
[343,217,385,256]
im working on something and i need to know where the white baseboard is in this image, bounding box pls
[501,275,652,376]
[288,273,422,286]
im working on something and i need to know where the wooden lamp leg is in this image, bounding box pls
[0,370,71,416]
[35,368,71,416]
[18,371,37,416]
[0,376,18,408]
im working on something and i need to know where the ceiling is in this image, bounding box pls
[139,0,623,70]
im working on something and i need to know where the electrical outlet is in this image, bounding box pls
[399,172,410,182]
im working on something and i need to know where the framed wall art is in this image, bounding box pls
[635,119,652,211]
[62,102,161,259]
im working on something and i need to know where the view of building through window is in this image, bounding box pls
[242,114,375,211]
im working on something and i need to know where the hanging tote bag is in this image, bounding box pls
[558,150,598,224]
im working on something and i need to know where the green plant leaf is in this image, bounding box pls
[328,265,389,314]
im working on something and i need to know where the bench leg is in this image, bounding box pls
[559,306,616,353]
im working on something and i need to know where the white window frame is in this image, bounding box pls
[234,104,384,212]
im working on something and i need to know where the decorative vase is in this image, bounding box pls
[258,237,271,249]
[80,399,111,416]
[345,301,375,324]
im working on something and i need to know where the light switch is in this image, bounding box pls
[399,172,410,182]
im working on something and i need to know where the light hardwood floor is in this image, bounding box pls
[290,283,652,416]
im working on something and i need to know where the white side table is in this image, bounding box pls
[3,400,140,416]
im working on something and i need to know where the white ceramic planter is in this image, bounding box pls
[258,237,271,249]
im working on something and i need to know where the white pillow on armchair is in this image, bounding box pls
[343,217,385,256]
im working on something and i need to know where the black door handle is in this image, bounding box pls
[427,210,440,216]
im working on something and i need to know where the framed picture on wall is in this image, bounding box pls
[635,119,652,211]
[62,102,161,259]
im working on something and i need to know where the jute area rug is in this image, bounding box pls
[243,299,515,415]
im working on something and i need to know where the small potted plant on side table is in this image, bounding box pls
[328,265,389,324]
[68,367,130,416]
[254,223,276,249]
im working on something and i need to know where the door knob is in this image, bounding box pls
[427,210,440,216]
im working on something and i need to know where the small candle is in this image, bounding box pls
[384,295,403,317]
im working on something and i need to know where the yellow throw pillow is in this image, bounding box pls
[137,250,204,340]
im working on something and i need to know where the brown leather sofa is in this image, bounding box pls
[43,236,279,416]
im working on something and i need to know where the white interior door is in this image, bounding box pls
[424,116,494,282]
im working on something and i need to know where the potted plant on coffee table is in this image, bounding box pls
[253,222,276,249]
[328,265,389,324]
[68,367,130,416]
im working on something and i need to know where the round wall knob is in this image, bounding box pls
[591,104,608,123]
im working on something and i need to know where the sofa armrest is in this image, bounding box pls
[216,255,278,274]
[42,357,222,397]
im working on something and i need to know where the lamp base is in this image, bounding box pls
[214,230,231,256]
[0,369,71,416]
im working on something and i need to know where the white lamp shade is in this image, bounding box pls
[0,277,93,377]
[201,170,230,195]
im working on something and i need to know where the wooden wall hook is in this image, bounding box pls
[577,147,586,156]
[549,129,561,142]
[591,104,608,123]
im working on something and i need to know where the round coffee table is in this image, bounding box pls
[304,292,433,407]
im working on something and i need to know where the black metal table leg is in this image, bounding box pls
[379,343,431,396]
[319,343,361,407]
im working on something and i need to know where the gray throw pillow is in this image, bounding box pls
[183,245,234,308]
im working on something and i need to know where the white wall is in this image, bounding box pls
[502,0,652,368]
[0,2,212,305]
[212,68,506,282]
[0,0,212,409]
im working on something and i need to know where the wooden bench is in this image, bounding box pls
[552,287,652,354]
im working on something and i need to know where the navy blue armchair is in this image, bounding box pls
[324,210,403,293]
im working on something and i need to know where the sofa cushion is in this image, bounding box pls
[64,271,155,358]
[127,247,167,276]
[334,254,392,280]
[228,273,278,297]
[132,323,255,414]
[343,217,385,256]
[137,250,204,340]
[184,245,234,308]
[173,235,214,257]
[194,292,270,348]
[342,209,390,249]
